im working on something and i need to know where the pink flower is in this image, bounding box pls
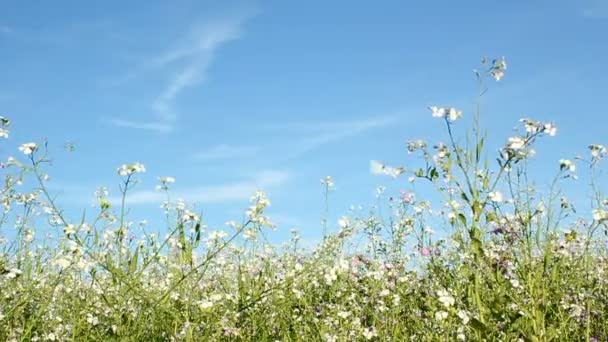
[401,191,415,204]
[420,247,431,257]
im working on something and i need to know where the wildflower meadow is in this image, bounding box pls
[2,57,608,341]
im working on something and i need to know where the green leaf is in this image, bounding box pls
[476,137,484,164]
[129,247,139,274]
[194,222,201,247]
[471,235,484,257]
[470,317,488,334]
[430,167,439,181]
[485,212,497,223]
[461,192,470,203]
[183,243,193,266]
[178,223,186,250]
[472,200,484,221]
[458,213,467,226]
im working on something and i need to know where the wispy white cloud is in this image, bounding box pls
[112,169,288,205]
[107,118,174,133]
[151,18,245,122]
[192,115,399,164]
[278,115,399,155]
[260,116,397,132]
[193,144,259,161]
[109,12,254,132]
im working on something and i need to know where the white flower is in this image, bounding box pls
[63,224,76,235]
[429,106,462,122]
[320,176,335,189]
[447,108,463,121]
[520,119,557,136]
[493,56,507,70]
[18,142,38,155]
[54,257,71,269]
[157,176,176,190]
[433,143,449,162]
[435,310,449,321]
[437,289,455,307]
[337,311,351,319]
[379,289,391,297]
[521,118,541,134]
[0,128,8,139]
[6,156,20,167]
[448,200,461,210]
[429,106,444,118]
[507,137,526,150]
[488,191,504,203]
[593,208,608,222]
[159,176,175,184]
[544,123,557,136]
[323,334,338,342]
[175,199,186,211]
[589,144,608,160]
[243,229,257,240]
[95,186,109,199]
[559,159,576,172]
[199,300,213,310]
[362,327,378,340]
[208,230,227,241]
[182,210,200,223]
[338,217,350,229]
[24,230,34,242]
[457,310,470,324]
[86,313,99,326]
[491,69,505,81]
[117,162,146,176]
[490,57,507,81]
[5,268,22,279]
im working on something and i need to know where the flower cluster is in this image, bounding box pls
[156,176,176,191]
[589,144,607,161]
[559,159,576,172]
[246,190,273,227]
[320,176,335,190]
[520,118,557,136]
[489,56,507,81]
[19,142,38,155]
[117,162,146,176]
[429,106,463,122]
[500,119,557,162]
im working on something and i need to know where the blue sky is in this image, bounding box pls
[1,0,608,243]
